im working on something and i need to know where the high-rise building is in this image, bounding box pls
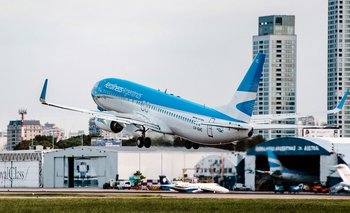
[253,15,297,139]
[328,0,350,137]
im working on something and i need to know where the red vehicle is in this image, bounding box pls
[312,183,329,193]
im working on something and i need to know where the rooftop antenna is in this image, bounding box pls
[18,109,27,128]
[18,109,27,143]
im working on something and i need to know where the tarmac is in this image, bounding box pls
[0,188,349,199]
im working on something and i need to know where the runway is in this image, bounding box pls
[0,188,349,199]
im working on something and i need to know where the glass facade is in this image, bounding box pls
[327,0,350,137]
[253,15,297,139]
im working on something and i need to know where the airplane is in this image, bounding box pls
[39,52,347,149]
[159,175,229,193]
[257,150,319,183]
[330,164,350,193]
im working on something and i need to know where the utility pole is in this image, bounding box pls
[52,132,54,149]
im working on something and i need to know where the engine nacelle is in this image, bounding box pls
[94,118,124,133]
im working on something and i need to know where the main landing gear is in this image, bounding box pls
[136,126,151,148]
[184,140,199,150]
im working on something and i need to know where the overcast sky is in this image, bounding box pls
[0,0,328,133]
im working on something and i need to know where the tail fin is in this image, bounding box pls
[159,175,171,185]
[217,53,265,123]
[336,164,350,185]
[267,150,283,173]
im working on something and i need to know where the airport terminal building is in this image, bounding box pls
[245,137,350,191]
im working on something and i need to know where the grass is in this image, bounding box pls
[0,198,349,213]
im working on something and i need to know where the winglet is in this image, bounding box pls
[40,79,48,103]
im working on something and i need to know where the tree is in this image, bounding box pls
[14,135,53,150]
[14,135,92,150]
[55,135,91,149]
[200,135,265,151]
[132,170,145,189]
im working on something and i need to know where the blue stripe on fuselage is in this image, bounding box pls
[91,78,244,123]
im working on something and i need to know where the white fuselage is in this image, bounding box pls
[93,94,252,145]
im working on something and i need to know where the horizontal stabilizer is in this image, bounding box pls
[329,89,349,114]
[252,89,349,123]
[253,123,327,130]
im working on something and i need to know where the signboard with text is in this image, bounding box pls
[247,137,329,156]
[0,161,40,188]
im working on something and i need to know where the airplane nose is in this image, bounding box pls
[91,81,100,97]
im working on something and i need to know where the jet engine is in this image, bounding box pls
[94,118,124,133]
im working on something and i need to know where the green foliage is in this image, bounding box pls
[14,135,92,150]
[55,135,91,149]
[121,135,265,151]
[122,138,137,146]
[202,135,265,151]
[14,135,53,150]
[173,137,186,147]
[133,170,145,180]
[132,170,145,187]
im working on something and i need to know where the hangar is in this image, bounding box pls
[43,146,235,188]
[245,137,350,191]
[0,150,46,188]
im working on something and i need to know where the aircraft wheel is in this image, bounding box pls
[144,137,151,148]
[185,141,192,149]
[137,137,144,148]
[192,143,199,149]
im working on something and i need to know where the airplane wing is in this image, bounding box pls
[39,79,160,131]
[251,90,349,124]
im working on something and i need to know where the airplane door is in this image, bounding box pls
[207,118,215,138]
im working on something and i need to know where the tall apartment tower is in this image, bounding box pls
[253,15,297,139]
[328,0,350,137]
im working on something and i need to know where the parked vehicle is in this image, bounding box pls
[233,183,250,191]
[312,182,329,193]
[274,185,284,193]
[107,179,132,190]
[289,185,301,193]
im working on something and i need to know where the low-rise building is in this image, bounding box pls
[7,120,42,150]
